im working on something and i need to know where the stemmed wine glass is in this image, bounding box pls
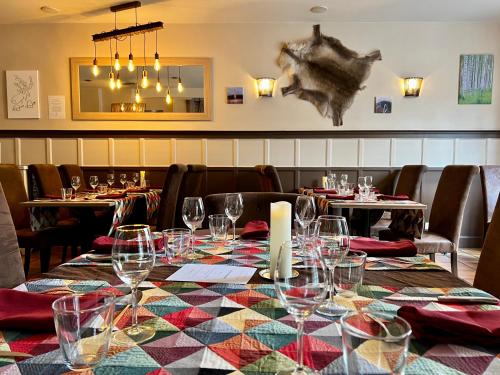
[314,215,350,317]
[182,197,205,258]
[274,241,328,375]
[107,173,115,188]
[89,176,99,192]
[224,193,243,245]
[70,176,81,195]
[132,172,140,187]
[112,224,156,344]
[365,175,373,197]
[294,195,316,253]
[120,173,127,189]
[357,176,367,200]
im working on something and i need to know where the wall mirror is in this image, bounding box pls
[70,57,212,120]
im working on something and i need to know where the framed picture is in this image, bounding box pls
[226,87,244,104]
[374,96,392,113]
[458,54,494,104]
[6,70,40,118]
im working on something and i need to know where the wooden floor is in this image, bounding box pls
[24,246,481,284]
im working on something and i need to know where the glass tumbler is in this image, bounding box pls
[52,291,115,371]
[336,250,367,299]
[61,188,73,201]
[163,228,191,264]
[209,214,230,242]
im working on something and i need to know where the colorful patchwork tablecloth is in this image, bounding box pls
[108,195,137,235]
[1,278,498,374]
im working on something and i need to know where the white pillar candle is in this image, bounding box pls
[140,170,146,187]
[270,201,292,278]
[322,176,328,188]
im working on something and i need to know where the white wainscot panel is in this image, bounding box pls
[455,139,486,165]
[207,139,234,167]
[0,138,16,164]
[362,139,391,167]
[238,139,264,167]
[114,139,140,166]
[331,139,359,167]
[269,139,295,167]
[392,139,422,167]
[487,139,500,165]
[52,139,78,165]
[300,139,327,167]
[176,139,203,164]
[20,139,47,165]
[422,139,454,167]
[82,139,109,166]
[144,139,171,166]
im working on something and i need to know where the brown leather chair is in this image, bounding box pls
[394,165,427,201]
[156,164,188,231]
[474,192,500,298]
[254,165,283,192]
[414,165,479,276]
[205,192,299,228]
[479,165,500,237]
[58,164,88,190]
[175,164,207,227]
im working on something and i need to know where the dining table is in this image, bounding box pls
[0,236,498,374]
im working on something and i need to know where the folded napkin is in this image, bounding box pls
[326,194,355,200]
[313,188,338,194]
[239,220,269,240]
[0,289,62,331]
[349,237,417,256]
[398,306,500,346]
[95,192,127,199]
[127,188,150,193]
[44,194,64,199]
[92,235,164,253]
[378,194,410,201]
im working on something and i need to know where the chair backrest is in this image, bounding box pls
[254,165,283,192]
[428,165,479,244]
[156,164,188,231]
[394,165,427,201]
[0,164,30,229]
[28,164,64,197]
[175,164,207,226]
[479,165,500,234]
[205,192,299,227]
[58,164,88,190]
[474,192,500,298]
[0,183,25,287]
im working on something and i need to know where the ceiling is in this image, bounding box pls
[2,0,500,24]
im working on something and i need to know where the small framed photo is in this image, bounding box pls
[374,96,392,113]
[226,87,244,104]
[6,70,40,118]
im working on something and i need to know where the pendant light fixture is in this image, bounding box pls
[154,30,160,71]
[113,13,121,71]
[155,70,162,92]
[108,39,116,90]
[165,66,172,105]
[135,67,141,102]
[141,33,149,88]
[127,36,134,71]
[116,72,122,89]
[177,65,184,93]
[92,42,99,76]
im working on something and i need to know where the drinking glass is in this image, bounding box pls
[52,291,115,371]
[336,250,367,299]
[97,184,108,195]
[339,174,348,193]
[107,173,115,188]
[295,195,316,229]
[162,228,191,264]
[274,241,328,375]
[209,214,230,242]
[357,177,367,201]
[71,176,81,194]
[365,175,373,190]
[327,173,336,190]
[112,224,156,344]
[315,215,350,317]
[341,311,411,375]
[132,172,140,186]
[89,176,99,192]
[224,193,244,244]
[61,188,73,201]
[294,219,316,252]
[182,197,205,257]
[119,173,127,189]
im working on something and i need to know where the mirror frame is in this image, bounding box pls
[70,57,212,121]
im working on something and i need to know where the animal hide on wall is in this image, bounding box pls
[278,25,382,126]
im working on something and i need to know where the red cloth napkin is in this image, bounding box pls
[313,188,338,194]
[95,192,127,199]
[44,194,63,199]
[326,194,355,200]
[92,235,163,253]
[349,237,417,256]
[127,188,150,193]
[0,289,62,331]
[398,306,500,346]
[240,220,269,240]
[378,194,410,201]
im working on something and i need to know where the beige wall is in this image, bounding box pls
[0,22,499,131]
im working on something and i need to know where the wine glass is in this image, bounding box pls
[339,174,348,194]
[314,215,350,317]
[107,173,115,188]
[120,173,127,189]
[357,177,367,200]
[274,241,328,375]
[112,224,156,344]
[70,176,81,194]
[327,173,336,190]
[224,193,244,245]
[182,197,205,257]
[295,195,316,253]
[132,172,140,187]
[89,176,99,192]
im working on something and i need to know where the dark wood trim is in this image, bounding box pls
[0,130,499,139]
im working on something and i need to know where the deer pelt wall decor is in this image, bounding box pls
[278,25,382,126]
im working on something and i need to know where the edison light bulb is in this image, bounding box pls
[177,79,184,93]
[116,74,122,89]
[141,70,149,88]
[155,80,162,92]
[132,103,137,112]
[92,58,99,77]
[108,71,115,90]
[165,89,172,105]
[135,89,141,103]
[114,52,121,71]
[154,52,160,71]
[127,53,134,72]
[120,103,125,112]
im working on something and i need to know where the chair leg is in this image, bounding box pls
[24,248,32,276]
[40,247,52,273]
[429,253,436,262]
[451,252,458,277]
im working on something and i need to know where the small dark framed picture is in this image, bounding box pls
[226,87,244,104]
[374,96,392,113]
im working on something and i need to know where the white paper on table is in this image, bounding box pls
[166,264,256,284]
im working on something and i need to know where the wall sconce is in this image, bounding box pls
[256,78,276,97]
[403,77,423,97]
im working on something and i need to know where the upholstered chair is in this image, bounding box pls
[156,164,188,231]
[479,165,500,237]
[174,164,208,227]
[254,165,283,192]
[58,164,88,190]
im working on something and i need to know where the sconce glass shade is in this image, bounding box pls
[403,77,423,97]
[256,78,276,97]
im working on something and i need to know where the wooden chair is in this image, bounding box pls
[174,164,207,227]
[156,164,187,231]
[474,192,500,298]
[479,165,500,237]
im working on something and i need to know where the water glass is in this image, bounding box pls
[209,214,230,242]
[224,193,244,244]
[125,181,135,189]
[97,184,108,195]
[294,218,316,252]
[336,250,367,298]
[295,195,316,230]
[89,176,99,191]
[182,197,205,256]
[70,176,81,193]
[61,188,73,200]
[365,175,373,190]
[52,291,115,371]
[132,172,140,186]
[327,173,337,190]
[341,312,412,375]
[119,173,127,189]
[107,173,115,188]
[163,228,191,264]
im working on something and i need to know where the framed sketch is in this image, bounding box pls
[458,54,494,104]
[5,70,40,118]
[374,96,392,113]
[226,87,244,104]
